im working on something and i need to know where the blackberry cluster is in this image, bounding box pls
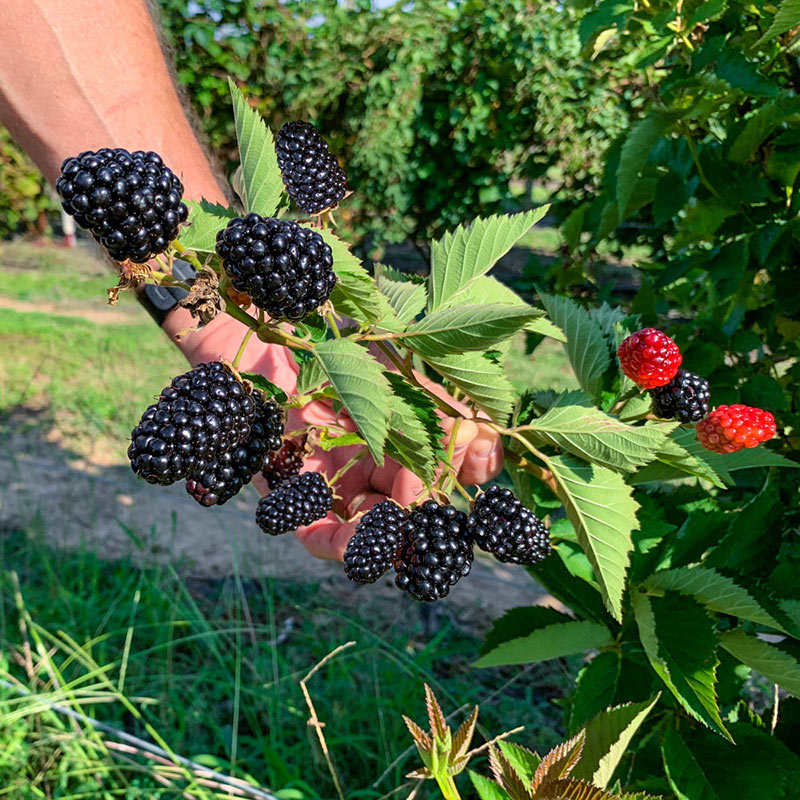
[56,148,188,263]
[344,501,408,584]
[650,370,710,423]
[393,502,473,602]
[256,472,333,536]
[275,122,347,214]
[128,362,256,485]
[216,214,336,321]
[467,485,550,565]
[263,437,305,489]
[185,397,284,506]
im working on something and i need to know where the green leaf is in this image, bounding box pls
[428,208,549,310]
[241,372,288,404]
[569,653,621,734]
[518,406,677,473]
[631,592,730,739]
[728,97,800,164]
[700,445,799,475]
[425,352,516,424]
[296,358,327,395]
[384,375,441,485]
[645,566,789,633]
[718,629,800,697]
[470,771,511,800]
[631,427,727,488]
[400,303,542,357]
[754,0,800,47]
[481,606,575,656]
[313,339,392,465]
[228,78,283,217]
[374,263,426,323]
[475,619,612,668]
[538,293,610,398]
[177,199,235,252]
[544,455,639,622]
[616,113,671,218]
[498,742,541,784]
[662,727,719,800]
[572,695,660,788]
[315,430,365,451]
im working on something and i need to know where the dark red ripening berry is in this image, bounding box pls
[617,328,682,389]
[696,405,776,454]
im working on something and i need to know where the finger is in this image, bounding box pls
[391,418,479,506]
[294,513,357,561]
[369,458,402,496]
[347,492,389,517]
[458,422,504,486]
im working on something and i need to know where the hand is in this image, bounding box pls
[173,311,504,560]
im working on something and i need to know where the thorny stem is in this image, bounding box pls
[328,448,369,487]
[232,328,255,369]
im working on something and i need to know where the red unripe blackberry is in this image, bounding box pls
[255,472,333,536]
[696,405,777,454]
[263,437,305,489]
[344,501,408,584]
[617,328,682,389]
[467,485,550,565]
[650,369,710,423]
[215,214,336,321]
[185,397,284,506]
[275,121,347,214]
[55,148,188,263]
[128,362,256,485]
[393,501,473,602]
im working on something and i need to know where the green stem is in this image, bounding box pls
[327,312,342,338]
[171,240,206,272]
[611,385,641,415]
[434,772,462,800]
[328,449,368,487]
[232,327,255,369]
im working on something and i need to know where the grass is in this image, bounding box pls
[0,529,570,798]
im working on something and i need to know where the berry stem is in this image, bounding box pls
[327,449,368,487]
[171,240,206,273]
[232,327,255,369]
[611,385,641,415]
[327,312,342,338]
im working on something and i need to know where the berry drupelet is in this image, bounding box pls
[263,437,306,489]
[56,148,188,263]
[275,121,347,214]
[650,369,710,423]
[344,501,408,584]
[467,485,550,565]
[617,328,682,389]
[215,214,336,322]
[696,405,776,454]
[393,501,473,602]
[128,362,256,486]
[185,396,284,506]
[255,472,333,536]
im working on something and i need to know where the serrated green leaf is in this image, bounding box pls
[429,208,549,310]
[228,78,282,217]
[632,592,730,740]
[480,606,576,656]
[754,0,800,47]
[518,406,676,473]
[374,262,427,323]
[400,303,542,357]
[538,778,617,800]
[426,352,516,424]
[718,629,800,697]
[470,771,512,800]
[385,372,445,459]
[177,199,235,252]
[527,316,567,342]
[498,742,541,784]
[645,566,788,633]
[241,371,288,404]
[661,727,719,800]
[296,358,326,395]
[729,97,800,163]
[385,390,438,485]
[538,293,610,398]
[313,339,392,465]
[474,619,613,668]
[700,445,799,474]
[572,696,660,788]
[543,455,639,621]
[569,653,621,734]
[616,114,671,218]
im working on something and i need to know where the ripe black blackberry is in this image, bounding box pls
[263,437,305,489]
[467,485,550,565]
[255,472,333,536]
[393,501,473,602]
[128,362,256,485]
[650,369,710,423]
[185,397,284,506]
[344,501,408,584]
[275,121,347,214]
[56,148,188,263]
[216,214,335,321]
